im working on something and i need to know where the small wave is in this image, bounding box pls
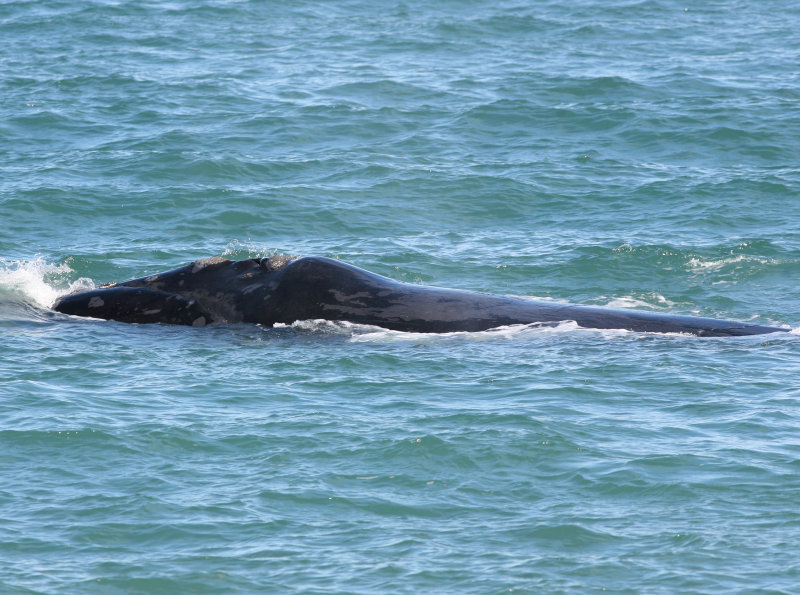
[687,254,777,272]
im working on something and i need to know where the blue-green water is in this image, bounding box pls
[2,1,800,592]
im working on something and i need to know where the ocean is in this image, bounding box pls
[2,0,800,592]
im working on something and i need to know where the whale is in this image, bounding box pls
[52,255,789,336]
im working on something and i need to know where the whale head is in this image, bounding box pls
[53,255,296,325]
[53,286,214,326]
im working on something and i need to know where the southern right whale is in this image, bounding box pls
[52,255,789,337]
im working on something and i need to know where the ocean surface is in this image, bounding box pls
[2,0,800,592]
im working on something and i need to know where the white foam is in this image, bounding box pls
[0,258,94,308]
[347,320,589,343]
[273,319,370,336]
[271,318,568,341]
[601,293,674,310]
[271,319,716,341]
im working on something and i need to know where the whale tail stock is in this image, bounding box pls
[560,304,789,337]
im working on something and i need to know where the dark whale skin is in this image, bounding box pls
[53,256,789,337]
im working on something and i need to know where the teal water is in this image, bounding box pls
[2,0,800,592]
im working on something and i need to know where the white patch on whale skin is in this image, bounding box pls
[142,309,162,315]
[192,257,228,273]
[329,289,372,307]
[88,296,105,308]
[192,316,206,327]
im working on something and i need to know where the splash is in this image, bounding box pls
[0,258,93,310]
[222,240,293,261]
